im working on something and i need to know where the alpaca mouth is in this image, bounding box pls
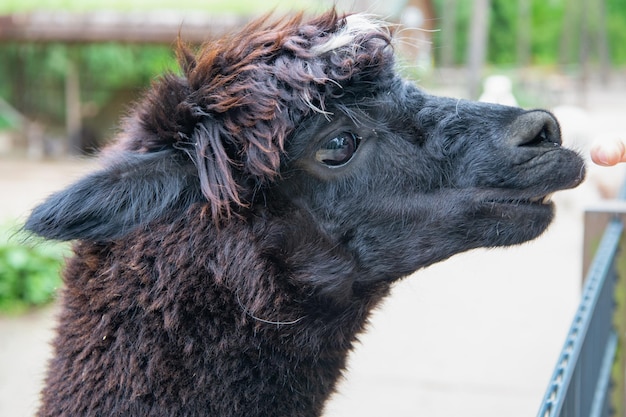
[482,191,555,210]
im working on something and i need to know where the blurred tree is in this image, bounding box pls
[516,0,531,67]
[559,0,579,67]
[607,0,626,63]
[559,0,611,94]
[597,0,610,82]
[486,0,515,64]
[439,0,457,67]
[65,50,81,154]
[467,0,490,99]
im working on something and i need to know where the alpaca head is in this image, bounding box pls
[26,10,585,292]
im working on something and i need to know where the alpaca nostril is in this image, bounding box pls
[508,110,562,148]
[521,125,558,148]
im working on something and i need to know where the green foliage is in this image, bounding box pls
[0,224,68,314]
[607,0,626,64]
[432,0,626,67]
[79,44,177,110]
[529,0,565,65]
[0,43,177,126]
[0,114,13,130]
[487,0,518,65]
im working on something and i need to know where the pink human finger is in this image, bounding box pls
[590,138,626,166]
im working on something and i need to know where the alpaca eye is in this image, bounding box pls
[315,132,361,167]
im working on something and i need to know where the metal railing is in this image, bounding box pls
[536,220,620,417]
[537,187,626,417]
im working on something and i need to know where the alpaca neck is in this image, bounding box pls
[39,236,391,417]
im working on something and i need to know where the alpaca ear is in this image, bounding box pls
[25,150,202,242]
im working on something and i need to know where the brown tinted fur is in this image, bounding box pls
[39,205,390,416]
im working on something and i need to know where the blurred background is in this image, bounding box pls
[0,1,625,416]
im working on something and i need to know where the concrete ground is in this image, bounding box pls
[0,75,624,417]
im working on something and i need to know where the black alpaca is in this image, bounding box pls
[26,10,585,417]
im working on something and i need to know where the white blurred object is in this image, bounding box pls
[479,75,518,107]
[552,105,592,152]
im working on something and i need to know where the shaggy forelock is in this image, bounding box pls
[122,10,395,223]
